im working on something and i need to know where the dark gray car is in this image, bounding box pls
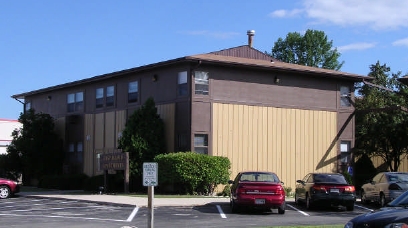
[360,172,408,207]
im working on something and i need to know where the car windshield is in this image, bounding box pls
[387,173,408,182]
[240,173,279,182]
[314,174,348,184]
[388,190,408,207]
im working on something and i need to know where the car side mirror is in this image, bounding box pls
[296,180,304,184]
[228,180,234,185]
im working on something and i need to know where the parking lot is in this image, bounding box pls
[0,196,378,228]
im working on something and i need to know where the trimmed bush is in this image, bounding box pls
[154,152,231,195]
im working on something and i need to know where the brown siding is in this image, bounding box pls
[212,103,338,191]
[156,103,176,153]
[84,114,94,176]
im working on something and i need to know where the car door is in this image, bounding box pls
[296,173,310,202]
[375,173,389,202]
[365,173,383,201]
[371,173,385,201]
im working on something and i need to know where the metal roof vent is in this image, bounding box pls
[247,30,255,47]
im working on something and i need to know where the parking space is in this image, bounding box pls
[0,197,138,227]
[0,197,378,227]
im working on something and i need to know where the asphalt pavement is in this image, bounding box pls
[18,189,295,207]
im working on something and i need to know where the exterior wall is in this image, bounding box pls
[212,103,338,191]
[190,64,355,191]
[371,156,408,172]
[0,119,22,155]
[80,104,175,177]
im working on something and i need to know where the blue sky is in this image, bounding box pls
[2,0,408,120]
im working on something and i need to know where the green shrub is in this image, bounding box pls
[218,184,231,197]
[284,186,292,197]
[154,152,231,195]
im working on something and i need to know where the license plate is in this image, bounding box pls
[255,199,265,204]
[330,188,340,193]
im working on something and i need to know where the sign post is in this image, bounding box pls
[143,162,158,228]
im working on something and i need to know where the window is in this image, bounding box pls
[68,142,83,163]
[178,71,188,96]
[340,141,351,164]
[25,102,31,112]
[95,86,115,108]
[128,81,138,103]
[95,88,104,108]
[194,71,209,95]
[67,92,84,112]
[340,86,351,107]
[194,134,208,154]
[106,86,115,107]
[77,142,83,163]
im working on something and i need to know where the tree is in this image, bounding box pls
[6,109,64,184]
[269,29,344,70]
[354,61,408,171]
[118,97,166,190]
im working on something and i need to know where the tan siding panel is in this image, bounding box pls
[105,112,115,149]
[212,103,338,191]
[115,110,127,149]
[95,114,104,151]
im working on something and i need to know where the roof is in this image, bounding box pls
[12,46,372,99]
[398,75,408,85]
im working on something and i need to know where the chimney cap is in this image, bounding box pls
[247,30,255,36]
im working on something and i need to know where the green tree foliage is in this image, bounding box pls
[269,29,344,70]
[354,61,408,171]
[118,97,166,189]
[6,109,64,184]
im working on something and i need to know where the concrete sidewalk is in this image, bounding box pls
[18,190,231,207]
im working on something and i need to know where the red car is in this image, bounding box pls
[0,177,20,199]
[228,171,286,214]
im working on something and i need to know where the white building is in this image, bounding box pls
[0,119,21,155]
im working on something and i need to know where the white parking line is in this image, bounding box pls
[126,207,139,222]
[0,213,128,222]
[286,204,310,216]
[216,205,227,218]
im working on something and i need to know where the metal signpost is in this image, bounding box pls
[143,162,158,228]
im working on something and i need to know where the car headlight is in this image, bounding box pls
[344,221,353,228]
[13,181,18,185]
[385,223,408,228]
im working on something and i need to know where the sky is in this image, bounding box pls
[2,0,408,120]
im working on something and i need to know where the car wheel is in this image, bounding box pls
[306,194,313,210]
[346,202,355,211]
[294,193,299,205]
[361,191,368,204]
[278,202,286,214]
[231,199,240,213]
[0,186,11,199]
[380,193,386,207]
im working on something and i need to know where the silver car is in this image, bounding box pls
[360,172,408,207]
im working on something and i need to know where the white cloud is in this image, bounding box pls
[180,30,239,39]
[392,38,408,47]
[302,0,408,30]
[271,0,408,31]
[269,9,303,18]
[337,42,377,52]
